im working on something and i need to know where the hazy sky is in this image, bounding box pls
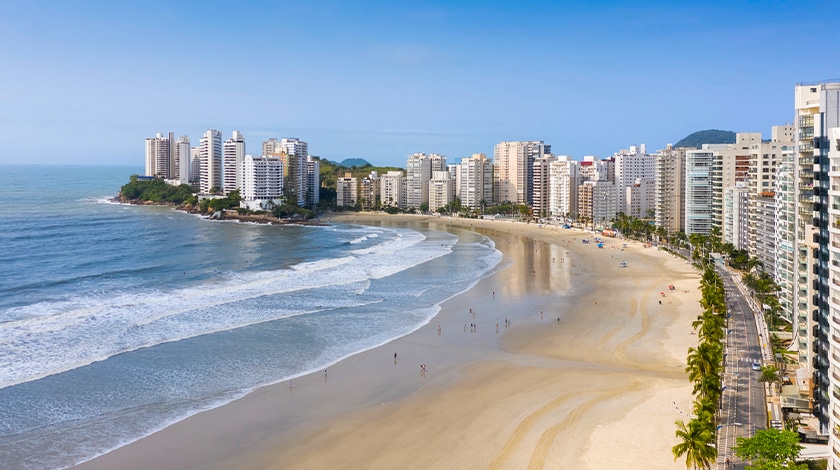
[2,0,839,167]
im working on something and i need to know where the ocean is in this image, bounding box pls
[0,165,502,470]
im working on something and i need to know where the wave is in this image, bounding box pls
[0,228,455,389]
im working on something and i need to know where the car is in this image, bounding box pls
[751,361,761,371]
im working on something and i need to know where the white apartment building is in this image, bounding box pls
[336,173,358,208]
[199,129,223,194]
[548,156,579,220]
[493,141,550,205]
[655,145,687,234]
[579,156,608,183]
[380,170,405,209]
[240,154,284,210]
[775,145,796,325]
[747,126,793,266]
[723,183,750,250]
[144,132,174,179]
[223,131,246,195]
[459,153,493,210]
[613,144,655,216]
[405,153,433,210]
[429,170,453,213]
[262,137,310,206]
[175,135,190,184]
[685,150,714,236]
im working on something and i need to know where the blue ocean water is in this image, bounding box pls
[0,165,502,470]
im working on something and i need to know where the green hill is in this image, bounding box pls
[674,129,736,148]
[339,158,371,167]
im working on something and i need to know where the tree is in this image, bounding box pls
[733,429,806,470]
[758,365,781,393]
[673,418,717,469]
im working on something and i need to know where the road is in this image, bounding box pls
[715,265,769,468]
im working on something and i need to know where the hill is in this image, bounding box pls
[339,158,371,167]
[674,129,736,148]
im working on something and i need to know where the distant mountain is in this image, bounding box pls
[674,129,736,148]
[339,158,371,168]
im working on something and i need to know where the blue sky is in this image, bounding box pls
[1,0,839,167]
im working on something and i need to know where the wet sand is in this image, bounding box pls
[76,214,700,469]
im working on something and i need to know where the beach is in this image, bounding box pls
[75,214,700,470]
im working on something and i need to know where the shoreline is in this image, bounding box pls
[75,213,700,469]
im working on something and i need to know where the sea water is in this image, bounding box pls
[0,165,502,469]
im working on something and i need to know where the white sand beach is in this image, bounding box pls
[75,214,701,469]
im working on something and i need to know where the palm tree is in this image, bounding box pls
[673,418,717,469]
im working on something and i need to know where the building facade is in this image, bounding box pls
[685,150,714,236]
[336,173,358,208]
[199,129,223,194]
[223,131,246,195]
[493,141,550,205]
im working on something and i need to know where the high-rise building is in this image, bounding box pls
[380,171,405,209]
[175,136,191,184]
[199,129,223,194]
[775,145,796,326]
[240,154,284,210]
[336,173,358,208]
[190,146,201,184]
[655,145,688,233]
[710,135,756,232]
[613,144,655,216]
[223,131,246,195]
[723,183,750,250]
[795,81,840,448]
[459,153,493,210]
[685,150,714,236]
[405,153,433,210]
[532,155,557,218]
[144,132,174,179]
[548,156,579,220]
[305,155,320,207]
[429,170,453,213]
[579,180,616,229]
[360,171,379,211]
[262,137,310,206]
[493,141,550,205]
[747,126,793,269]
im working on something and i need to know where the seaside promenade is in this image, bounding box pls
[76,214,702,470]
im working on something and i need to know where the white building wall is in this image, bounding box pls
[199,129,222,194]
[223,131,245,195]
[380,171,405,209]
[428,170,453,212]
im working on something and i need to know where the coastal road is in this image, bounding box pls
[716,265,768,469]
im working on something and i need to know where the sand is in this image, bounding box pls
[75,214,700,470]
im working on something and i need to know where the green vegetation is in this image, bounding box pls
[198,190,241,213]
[120,175,197,205]
[673,266,724,469]
[674,129,736,149]
[733,429,806,470]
